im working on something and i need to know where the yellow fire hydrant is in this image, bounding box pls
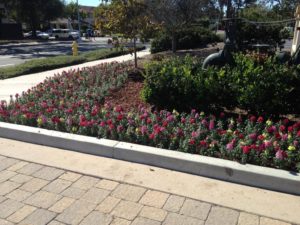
[72,40,78,56]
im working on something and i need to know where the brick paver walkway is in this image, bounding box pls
[0,155,293,225]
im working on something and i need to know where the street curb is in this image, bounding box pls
[0,121,300,195]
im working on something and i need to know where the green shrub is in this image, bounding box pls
[142,54,300,115]
[141,56,234,112]
[151,27,220,53]
[228,54,300,114]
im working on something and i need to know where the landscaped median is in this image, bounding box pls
[0,46,145,79]
[0,61,299,194]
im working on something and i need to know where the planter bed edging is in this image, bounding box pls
[0,121,299,195]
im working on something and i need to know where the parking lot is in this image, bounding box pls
[0,37,111,67]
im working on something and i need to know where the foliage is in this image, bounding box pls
[0,46,145,79]
[144,0,213,52]
[150,27,220,53]
[235,5,287,48]
[142,55,300,115]
[1,65,300,172]
[3,0,64,36]
[95,0,155,67]
[228,53,300,114]
[141,56,234,112]
[64,1,87,22]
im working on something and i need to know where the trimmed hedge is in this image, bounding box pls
[151,27,220,53]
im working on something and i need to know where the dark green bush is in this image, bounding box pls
[141,56,234,112]
[228,54,300,114]
[150,27,220,53]
[142,55,300,115]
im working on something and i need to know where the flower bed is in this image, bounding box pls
[0,62,300,172]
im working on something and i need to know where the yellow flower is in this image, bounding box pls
[72,127,77,133]
[37,117,43,126]
[227,129,233,134]
[266,120,272,126]
[59,118,65,123]
[135,128,140,133]
[172,109,179,116]
[288,145,296,151]
[288,134,292,140]
[200,111,205,116]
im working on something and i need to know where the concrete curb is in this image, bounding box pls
[0,121,300,195]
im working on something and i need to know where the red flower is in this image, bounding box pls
[117,114,123,121]
[297,131,300,137]
[181,117,186,124]
[250,116,256,123]
[279,125,286,133]
[242,146,251,154]
[257,116,264,123]
[189,118,195,124]
[149,133,155,140]
[189,138,196,145]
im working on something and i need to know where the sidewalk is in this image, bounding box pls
[0,137,299,225]
[0,48,150,103]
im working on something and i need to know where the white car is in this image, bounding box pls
[52,29,79,40]
[24,31,49,40]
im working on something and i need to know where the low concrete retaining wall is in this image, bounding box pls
[0,121,299,195]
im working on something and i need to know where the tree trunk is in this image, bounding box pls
[134,37,137,68]
[171,32,177,53]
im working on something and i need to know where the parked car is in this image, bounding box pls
[51,29,79,40]
[24,31,49,40]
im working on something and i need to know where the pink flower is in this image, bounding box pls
[191,131,199,138]
[275,150,286,160]
[257,116,264,123]
[242,146,251,154]
[209,120,215,130]
[226,142,234,151]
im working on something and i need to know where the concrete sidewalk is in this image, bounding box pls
[0,137,299,225]
[0,48,150,103]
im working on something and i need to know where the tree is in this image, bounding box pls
[64,1,87,24]
[3,0,64,37]
[95,0,155,68]
[144,0,210,52]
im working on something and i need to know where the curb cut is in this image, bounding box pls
[0,121,300,195]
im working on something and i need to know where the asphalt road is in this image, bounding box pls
[0,37,111,67]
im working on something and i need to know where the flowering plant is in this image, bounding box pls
[0,62,300,172]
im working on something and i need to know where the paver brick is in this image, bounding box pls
[0,219,14,225]
[10,174,33,184]
[163,213,204,225]
[79,211,112,225]
[47,221,66,225]
[17,163,44,175]
[259,217,291,225]
[110,217,131,225]
[139,190,169,208]
[95,179,119,190]
[61,187,86,199]
[19,178,49,193]
[140,206,167,222]
[42,179,72,194]
[163,195,185,213]
[59,172,82,182]
[96,196,121,213]
[131,217,161,225]
[205,206,239,225]
[32,167,64,181]
[81,187,110,204]
[7,161,28,172]
[0,180,21,195]
[6,189,32,202]
[0,170,17,183]
[7,205,36,223]
[19,209,56,225]
[49,197,75,213]
[112,184,146,202]
[0,199,24,219]
[0,158,19,171]
[0,196,6,203]
[111,200,143,220]
[55,200,96,225]
[24,190,62,209]
[71,176,100,190]
[179,199,211,220]
[238,212,259,225]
